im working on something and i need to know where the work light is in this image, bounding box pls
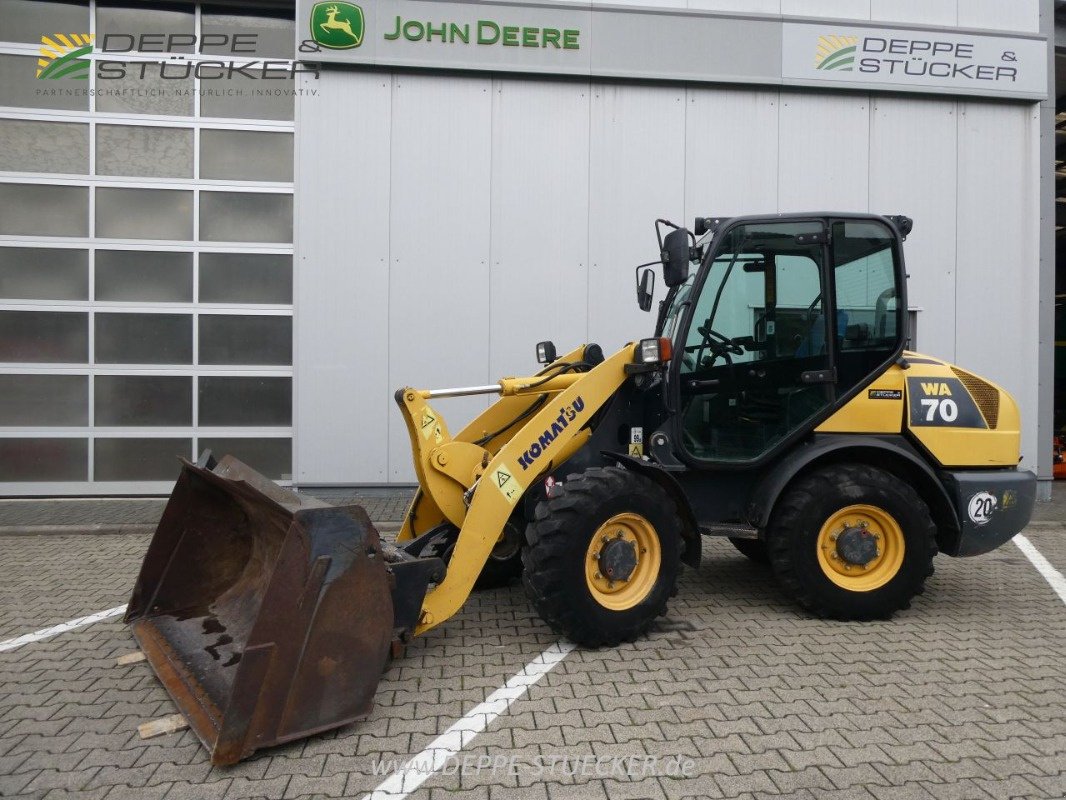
[536,340,557,364]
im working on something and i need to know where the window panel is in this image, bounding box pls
[95,1,194,51]
[198,437,290,479]
[0,184,88,237]
[96,125,193,179]
[0,120,88,174]
[199,376,291,425]
[95,187,193,240]
[94,438,190,481]
[94,313,192,364]
[0,374,87,426]
[199,315,292,365]
[0,438,87,481]
[200,130,293,182]
[201,5,295,58]
[199,253,292,304]
[0,54,88,110]
[0,0,90,44]
[0,310,87,362]
[94,375,191,426]
[95,250,192,302]
[95,66,194,116]
[199,192,292,242]
[0,247,88,300]
[200,72,293,121]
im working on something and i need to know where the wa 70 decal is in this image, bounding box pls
[906,377,987,429]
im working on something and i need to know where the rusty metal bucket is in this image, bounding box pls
[125,454,396,765]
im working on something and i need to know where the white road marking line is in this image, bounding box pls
[0,604,127,653]
[362,640,576,799]
[1014,534,1066,606]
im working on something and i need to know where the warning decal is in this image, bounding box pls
[420,409,436,437]
[420,408,443,443]
[492,466,521,505]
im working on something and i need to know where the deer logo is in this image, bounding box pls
[310,2,364,50]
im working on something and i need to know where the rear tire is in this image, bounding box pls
[728,537,769,564]
[523,467,682,647]
[767,464,936,620]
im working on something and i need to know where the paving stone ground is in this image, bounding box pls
[0,488,415,531]
[1,490,1064,800]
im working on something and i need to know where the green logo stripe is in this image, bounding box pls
[43,56,91,79]
[817,46,856,71]
[820,54,854,71]
[37,44,92,79]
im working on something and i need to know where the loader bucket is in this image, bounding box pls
[125,454,395,766]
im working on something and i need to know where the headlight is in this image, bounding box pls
[637,337,672,364]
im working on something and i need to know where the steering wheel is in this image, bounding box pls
[697,324,744,356]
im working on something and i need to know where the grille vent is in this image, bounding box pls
[950,367,999,429]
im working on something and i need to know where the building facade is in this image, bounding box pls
[0,0,1055,496]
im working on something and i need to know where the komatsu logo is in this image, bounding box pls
[517,397,585,471]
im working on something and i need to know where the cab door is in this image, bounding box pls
[674,219,835,464]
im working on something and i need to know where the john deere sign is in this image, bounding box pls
[382,17,580,50]
[295,0,1047,101]
[310,2,364,49]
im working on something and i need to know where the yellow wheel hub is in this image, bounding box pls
[584,513,661,611]
[816,504,905,592]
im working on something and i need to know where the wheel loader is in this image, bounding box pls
[125,212,1036,764]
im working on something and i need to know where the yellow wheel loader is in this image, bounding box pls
[125,212,1035,764]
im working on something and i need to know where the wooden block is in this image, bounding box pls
[115,651,146,666]
[138,713,189,740]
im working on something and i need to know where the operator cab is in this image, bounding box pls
[653,213,908,466]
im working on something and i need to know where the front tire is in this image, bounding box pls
[767,464,936,620]
[523,467,682,647]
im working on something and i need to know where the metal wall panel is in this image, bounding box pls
[588,83,685,353]
[489,79,591,377]
[870,0,956,26]
[687,0,781,13]
[781,0,870,20]
[778,92,870,212]
[387,74,493,481]
[293,70,1041,484]
[294,71,392,483]
[868,95,958,361]
[954,102,1039,470]
[685,87,780,220]
[956,0,1039,34]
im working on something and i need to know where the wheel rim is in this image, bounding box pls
[584,513,661,610]
[816,504,905,592]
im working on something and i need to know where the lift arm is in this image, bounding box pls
[395,345,588,540]
[392,343,639,634]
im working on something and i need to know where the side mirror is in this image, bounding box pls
[661,228,691,287]
[636,267,655,312]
